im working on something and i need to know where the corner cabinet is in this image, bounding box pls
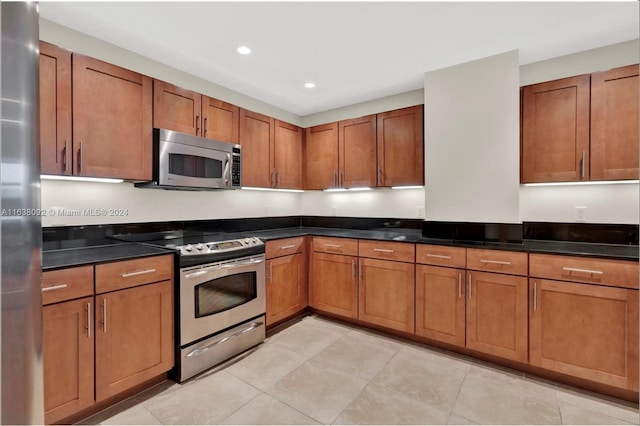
[73,54,153,180]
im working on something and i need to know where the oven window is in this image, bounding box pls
[169,153,223,179]
[195,272,257,317]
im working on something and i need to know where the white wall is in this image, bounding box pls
[520,183,639,224]
[299,188,425,219]
[41,181,300,227]
[424,50,521,223]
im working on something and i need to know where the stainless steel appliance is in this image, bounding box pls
[135,128,241,190]
[117,232,266,382]
[1,2,44,423]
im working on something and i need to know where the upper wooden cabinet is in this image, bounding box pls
[377,105,424,187]
[339,115,377,188]
[521,75,591,183]
[153,80,240,144]
[305,123,339,190]
[73,54,153,180]
[590,64,639,181]
[521,65,639,183]
[240,109,303,189]
[39,41,72,176]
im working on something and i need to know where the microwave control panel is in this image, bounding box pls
[232,149,241,187]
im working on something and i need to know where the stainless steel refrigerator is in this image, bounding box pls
[1,2,44,424]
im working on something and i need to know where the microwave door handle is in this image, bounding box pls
[224,153,231,187]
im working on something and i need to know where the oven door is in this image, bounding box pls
[159,139,232,188]
[179,255,265,346]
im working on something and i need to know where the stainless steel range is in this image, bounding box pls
[120,232,266,382]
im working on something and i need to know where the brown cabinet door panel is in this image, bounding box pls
[339,115,376,187]
[377,105,424,186]
[591,64,639,180]
[466,271,528,362]
[240,109,275,187]
[530,279,638,391]
[203,96,239,143]
[153,80,202,136]
[95,281,174,402]
[43,297,94,425]
[521,75,590,183]
[415,265,465,346]
[266,253,306,326]
[310,252,358,318]
[305,123,339,190]
[72,54,152,180]
[39,41,72,176]
[359,258,415,333]
[274,120,303,189]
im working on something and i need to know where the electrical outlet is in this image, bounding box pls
[417,206,425,218]
[331,206,338,216]
[574,206,587,222]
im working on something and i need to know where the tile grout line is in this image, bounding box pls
[214,389,263,425]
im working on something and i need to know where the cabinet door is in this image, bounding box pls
[43,297,94,425]
[376,105,424,186]
[266,253,306,326]
[73,54,152,180]
[153,80,202,136]
[466,271,528,362]
[359,258,415,333]
[530,279,639,391]
[202,96,239,143]
[415,265,465,346]
[591,64,639,180]
[521,75,590,183]
[274,120,303,189]
[39,41,72,176]
[239,109,275,188]
[95,281,173,402]
[310,252,358,319]
[305,123,338,190]
[339,115,376,187]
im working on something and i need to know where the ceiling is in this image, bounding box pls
[39,2,639,117]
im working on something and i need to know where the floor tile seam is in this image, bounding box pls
[325,379,372,425]
[305,347,393,382]
[448,366,470,417]
[214,390,264,425]
[140,404,165,425]
[263,388,328,425]
[559,399,638,425]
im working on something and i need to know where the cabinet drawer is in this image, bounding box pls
[266,237,305,259]
[312,237,358,256]
[42,265,94,305]
[416,245,466,268]
[467,249,528,276]
[358,240,415,263]
[96,255,173,294]
[530,253,639,289]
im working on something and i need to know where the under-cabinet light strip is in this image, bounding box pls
[241,187,304,193]
[523,180,639,187]
[41,175,124,184]
[391,185,424,190]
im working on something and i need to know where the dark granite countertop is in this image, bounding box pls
[42,225,639,270]
[42,242,174,271]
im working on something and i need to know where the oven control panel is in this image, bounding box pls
[177,237,264,256]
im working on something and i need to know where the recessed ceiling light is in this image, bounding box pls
[237,46,251,55]
[304,82,316,89]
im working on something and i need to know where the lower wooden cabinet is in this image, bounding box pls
[415,265,465,346]
[529,279,639,391]
[266,252,307,326]
[95,280,174,402]
[466,271,528,363]
[43,297,94,425]
[310,252,358,319]
[359,258,415,333]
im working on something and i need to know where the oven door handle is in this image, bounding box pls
[183,258,264,278]
[185,321,264,357]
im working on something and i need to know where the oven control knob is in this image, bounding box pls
[196,244,204,251]
[245,238,251,245]
[184,244,193,252]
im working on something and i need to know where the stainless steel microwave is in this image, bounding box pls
[135,129,241,190]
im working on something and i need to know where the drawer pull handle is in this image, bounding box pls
[562,267,603,275]
[480,259,511,265]
[42,284,68,292]
[121,268,156,278]
[186,322,263,357]
[280,245,296,250]
[324,244,341,248]
[426,254,452,259]
[373,248,394,253]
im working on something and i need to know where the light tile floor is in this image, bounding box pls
[79,315,639,425]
